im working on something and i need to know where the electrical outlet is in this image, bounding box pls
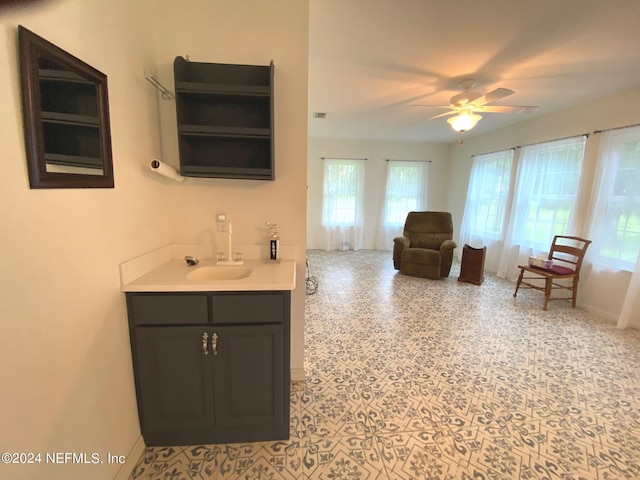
[216,213,228,232]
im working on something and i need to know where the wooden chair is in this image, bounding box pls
[513,235,591,310]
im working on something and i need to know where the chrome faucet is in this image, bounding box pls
[185,255,199,266]
[228,221,233,262]
[217,220,243,265]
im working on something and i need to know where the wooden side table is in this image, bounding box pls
[458,244,486,285]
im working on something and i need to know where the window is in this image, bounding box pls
[511,136,586,250]
[463,149,514,239]
[322,159,365,227]
[383,161,426,226]
[591,126,640,269]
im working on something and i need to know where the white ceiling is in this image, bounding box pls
[308,0,640,143]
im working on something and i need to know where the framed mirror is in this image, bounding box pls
[18,26,114,188]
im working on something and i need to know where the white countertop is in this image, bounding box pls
[120,244,296,292]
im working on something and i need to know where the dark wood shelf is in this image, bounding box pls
[19,25,113,188]
[181,165,273,180]
[174,56,274,180]
[42,121,102,166]
[178,134,272,180]
[41,111,100,127]
[175,81,270,97]
[178,125,270,138]
[44,152,102,169]
[37,61,103,171]
[38,68,92,84]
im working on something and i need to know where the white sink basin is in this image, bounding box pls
[121,250,296,292]
[186,266,252,281]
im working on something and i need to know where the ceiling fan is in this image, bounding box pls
[414,79,539,135]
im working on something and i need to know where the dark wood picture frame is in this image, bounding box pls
[18,25,114,188]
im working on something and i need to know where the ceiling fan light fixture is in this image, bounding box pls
[447,111,482,132]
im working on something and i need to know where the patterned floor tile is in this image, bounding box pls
[298,380,371,438]
[211,441,302,480]
[130,250,640,480]
[301,435,388,479]
[132,441,302,480]
[375,431,464,480]
[129,446,218,480]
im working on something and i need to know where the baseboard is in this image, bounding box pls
[582,303,618,325]
[112,372,304,480]
[113,435,145,480]
[290,368,306,382]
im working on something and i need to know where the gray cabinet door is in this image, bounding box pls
[134,326,215,434]
[127,291,290,445]
[212,324,287,440]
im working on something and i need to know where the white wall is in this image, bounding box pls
[0,1,309,479]
[307,138,450,249]
[447,87,640,328]
[0,1,168,479]
[149,0,309,380]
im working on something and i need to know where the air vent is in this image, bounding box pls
[313,112,327,119]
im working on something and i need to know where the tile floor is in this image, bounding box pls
[130,249,640,479]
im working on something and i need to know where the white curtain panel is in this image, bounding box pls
[618,251,640,329]
[321,159,365,250]
[588,126,640,270]
[377,161,427,250]
[587,126,640,328]
[458,127,638,316]
[497,136,587,280]
[322,225,364,251]
[459,149,515,273]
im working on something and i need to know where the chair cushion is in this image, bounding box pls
[402,248,441,266]
[403,212,454,250]
[550,265,575,275]
[530,264,575,276]
[410,233,451,250]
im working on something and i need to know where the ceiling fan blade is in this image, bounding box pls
[428,111,458,120]
[410,104,451,108]
[479,105,540,114]
[450,91,482,107]
[471,88,515,107]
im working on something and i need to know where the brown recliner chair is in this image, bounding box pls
[393,211,457,279]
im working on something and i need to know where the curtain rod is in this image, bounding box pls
[321,157,367,161]
[386,159,432,163]
[470,121,640,158]
[515,132,589,150]
[593,122,640,135]
[470,133,589,158]
[471,148,515,158]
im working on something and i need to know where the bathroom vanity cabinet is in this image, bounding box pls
[126,290,290,446]
[173,56,274,180]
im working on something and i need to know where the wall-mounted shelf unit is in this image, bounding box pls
[173,56,274,180]
[38,62,103,171]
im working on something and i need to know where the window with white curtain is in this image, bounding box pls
[463,149,514,239]
[383,160,426,226]
[510,136,587,250]
[321,159,365,227]
[590,126,640,269]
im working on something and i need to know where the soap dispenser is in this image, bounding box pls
[267,223,280,260]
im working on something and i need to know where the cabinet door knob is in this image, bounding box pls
[202,332,209,355]
[212,332,219,356]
